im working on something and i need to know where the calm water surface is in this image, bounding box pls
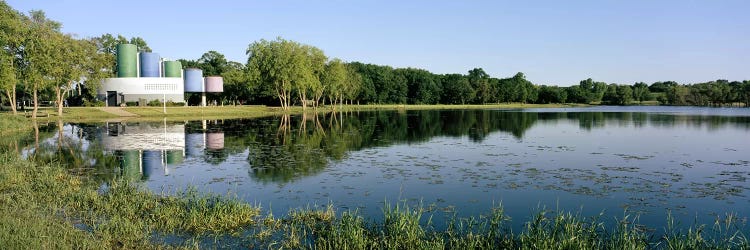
[19,106,750,231]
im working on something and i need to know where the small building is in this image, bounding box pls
[99,77,185,106]
[98,44,223,107]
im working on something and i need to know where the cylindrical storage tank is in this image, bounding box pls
[163,61,182,77]
[204,76,224,92]
[206,132,224,150]
[185,133,205,158]
[142,150,163,179]
[166,150,184,164]
[139,52,160,77]
[184,68,204,92]
[116,44,137,77]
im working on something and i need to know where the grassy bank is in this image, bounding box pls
[5,103,584,122]
[0,151,747,249]
[0,113,32,134]
[0,152,261,249]
[122,105,291,121]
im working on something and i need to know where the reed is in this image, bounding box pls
[0,151,747,249]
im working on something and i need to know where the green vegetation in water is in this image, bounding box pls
[0,152,260,248]
[0,151,747,249]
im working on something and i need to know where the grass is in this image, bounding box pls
[0,113,31,135]
[0,152,260,249]
[122,105,290,121]
[0,103,584,123]
[0,150,747,249]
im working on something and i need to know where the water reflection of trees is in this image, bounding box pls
[15,120,120,184]
[535,111,750,131]
[245,110,539,183]
[243,110,750,183]
[6,110,750,185]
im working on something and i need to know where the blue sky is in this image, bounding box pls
[7,0,750,86]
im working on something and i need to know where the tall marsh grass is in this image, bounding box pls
[0,150,747,249]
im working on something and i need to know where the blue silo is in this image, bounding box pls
[184,68,204,92]
[139,52,161,77]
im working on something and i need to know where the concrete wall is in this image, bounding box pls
[98,77,185,105]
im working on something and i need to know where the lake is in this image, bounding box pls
[19,106,750,232]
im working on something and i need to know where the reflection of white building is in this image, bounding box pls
[102,121,226,179]
[102,122,185,151]
[103,121,186,178]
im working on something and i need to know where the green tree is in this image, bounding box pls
[79,38,116,101]
[52,35,88,116]
[322,58,348,108]
[577,78,608,103]
[468,68,491,104]
[649,81,677,93]
[398,68,441,104]
[91,33,128,77]
[591,81,608,103]
[565,85,588,103]
[246,37,327,110]
[500,72,536,103]
[632,82,650,103]
[347,62,376,103]
[741,81,750,107]
[441,74,473,104]
[350,62,406,104]
[603,84,633,105]
[537,85,567,104]
[20,10,63,119]
[0,53,16,112]
[221,62,251,105]
[343,65,362,105]
[129,37,151,52]
[197,50,229,76]
[299,45,326,109]
[616,85,633,105]
[0,2,25,114]
[707,80,731,106]
[665,85,689,105]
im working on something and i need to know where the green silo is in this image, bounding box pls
[116,44,137,77]
[163,61,182,77]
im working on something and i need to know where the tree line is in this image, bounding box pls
[176,37,750,109]
[2,3,749,118]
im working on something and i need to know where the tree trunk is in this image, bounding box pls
[4,87,17,115]
[299,92,307,111]
[55,86,65,117]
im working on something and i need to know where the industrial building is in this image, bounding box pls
[97,44,223,106]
